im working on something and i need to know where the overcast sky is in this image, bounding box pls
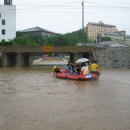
[0,0,130,34]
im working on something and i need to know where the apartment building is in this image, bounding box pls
[0,0,16,42]
[86,21,118,41]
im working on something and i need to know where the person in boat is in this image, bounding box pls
[53,66,60,76]
[81,63,90,75]
[69,63,75,75]
[65,63,70,73]
[75,64,81,75]
[90,60,100,76]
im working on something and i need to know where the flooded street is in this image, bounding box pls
[0,67,130,130]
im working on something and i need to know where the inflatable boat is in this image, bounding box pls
[55,69,99,80]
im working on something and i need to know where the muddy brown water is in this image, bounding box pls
[0,67,130,130]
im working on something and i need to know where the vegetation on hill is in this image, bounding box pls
[0,29,95,46]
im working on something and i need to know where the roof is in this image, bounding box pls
[20,27,58,34]
[110,43,127,47]
[87,22,116,28]
[98,41,127,47]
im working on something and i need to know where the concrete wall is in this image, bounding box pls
[94,47,130,69]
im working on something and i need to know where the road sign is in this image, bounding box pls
[42,46,54,52]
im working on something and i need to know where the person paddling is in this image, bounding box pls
[90,60,100,76]
[53,66,60,76]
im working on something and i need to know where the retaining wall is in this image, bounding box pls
[94,47,130,69]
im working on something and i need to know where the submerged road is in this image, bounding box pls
[0,68,130,130]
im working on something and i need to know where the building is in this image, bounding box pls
[20,27,59,38]
[86,21,118,41]
[125,35,130,46]
[0,0,16,42]
[126,35,130,43]
[97,31,126,43]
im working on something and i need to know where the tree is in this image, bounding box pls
[11,35,39,46]
[46,35,70,46]
[101,37,111,42]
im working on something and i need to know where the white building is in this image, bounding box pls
[0,0,16,42]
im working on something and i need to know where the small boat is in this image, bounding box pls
[55,69,99,80]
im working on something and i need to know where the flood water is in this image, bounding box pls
[0,67,130,130]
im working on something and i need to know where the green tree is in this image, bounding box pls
[11,36,39,46]
[101,37,111,42]
[46,35,69,46]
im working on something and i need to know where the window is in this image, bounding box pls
[4,0,12,5]
[2,29,5,35]
[2,19,6,25]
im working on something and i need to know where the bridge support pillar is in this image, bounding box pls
[1,53,7,67]
[22,53,29,67]
[16,53,23,67]
[70,53,83,63]
[1,53,16,67]
[16,53,29,67]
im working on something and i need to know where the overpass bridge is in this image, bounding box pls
[0,45,95,67]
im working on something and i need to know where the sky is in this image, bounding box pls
[0,0,130,34]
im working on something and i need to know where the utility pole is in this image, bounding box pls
[81,0,85,46]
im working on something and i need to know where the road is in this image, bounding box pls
[32,57,68,66]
